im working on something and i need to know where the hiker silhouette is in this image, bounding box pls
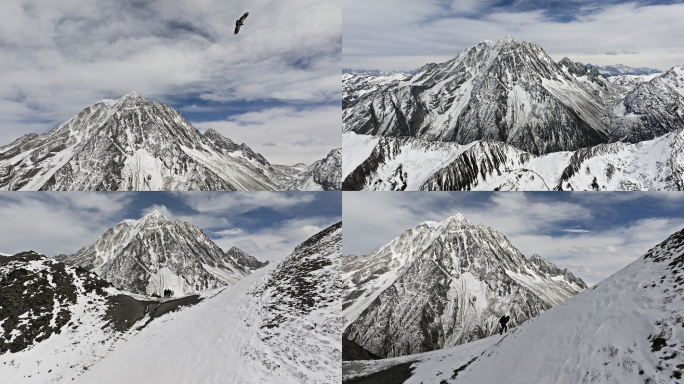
[499,315,510,335]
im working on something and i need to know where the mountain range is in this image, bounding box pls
[342,127,684,191]
[343,225,684,384]
[0,92,341,191]
[1,222,343,383]
[342,214,586,359]
[343,36,684,190]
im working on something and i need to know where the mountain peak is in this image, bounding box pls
[142,209,168,221]
[497,35,518,46]
[124,91,143,99]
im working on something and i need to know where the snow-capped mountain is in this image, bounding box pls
[343,37,684,161]
[589,63,662,77]
[225,246,269,271]
[343,36,618,155]
[342,129,684,191]
[344,225,684,384]
[287,147,342,191]
[610,65,684,143]
[66,222,343,384]
[56,210,262,296]
[0,92,341,191]
[342,214,585,359]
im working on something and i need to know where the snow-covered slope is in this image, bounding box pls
[56,210,256,296]
[610,65,684,143]
[342,214,585,358]
[70,222,343,384]
[287,148,342,191]
[343,129,684,191]
[343,36,616,155]
[0,252,134,383]
[344,225,684,384]
[0,92,341,191]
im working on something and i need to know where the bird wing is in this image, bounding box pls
[239,12,249,23]
[234,24,241,34]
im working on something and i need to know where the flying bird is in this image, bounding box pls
[234,12,249,35]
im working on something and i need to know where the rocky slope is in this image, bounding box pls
[287,148,342,191]
[610,65,684,143]
[343,129,684,191]
[342,214,586,358]
[343,226,684,384]
[0,92,341,191]
[0,251,202,383]
[56,210,263,296]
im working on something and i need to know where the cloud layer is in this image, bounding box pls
[343,0,684,72]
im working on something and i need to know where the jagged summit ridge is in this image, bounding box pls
[56,211,266,296]
[343,36,615,155]
[342,213,586,358]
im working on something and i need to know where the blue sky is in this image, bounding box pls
[0,192,341,262]
[344,0,684,72]
[343,192,684,285]
[0,0,340,165]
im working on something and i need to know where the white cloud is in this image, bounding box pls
[176,192,316,214]
[0,193,131,256]
[211,217,338,262]
[343,1,684,72]
[193,105,341,165]
[564,228,590,233]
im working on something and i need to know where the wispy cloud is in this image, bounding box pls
[193,105,340,165]
[0,0,341,162]
[344,1,684,72]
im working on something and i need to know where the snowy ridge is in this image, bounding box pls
[70,222,343,384]
[342,214,586,358]
[344,226,684,384]
[343,130,684,191]
[286,148,342,191]
[56,210,258,296]
[0,92,341,191]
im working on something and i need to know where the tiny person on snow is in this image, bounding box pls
[499,315,510,335]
